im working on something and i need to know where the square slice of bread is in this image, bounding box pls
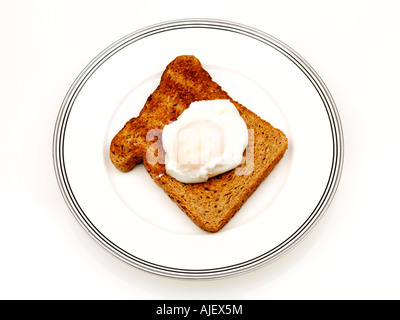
[110,55,288,232]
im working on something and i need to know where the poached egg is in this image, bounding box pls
[162,99,248,183]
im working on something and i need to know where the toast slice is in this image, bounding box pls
[110,55,288,232]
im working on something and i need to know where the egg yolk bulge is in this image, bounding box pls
[175,119,227,170]
[162,100,249,183]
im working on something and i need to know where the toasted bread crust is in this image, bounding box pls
[110,55,228,172]
[110,55,288,232]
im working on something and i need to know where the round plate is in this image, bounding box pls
[53,19,343,279]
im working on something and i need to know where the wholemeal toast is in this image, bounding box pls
[110,55,288,232]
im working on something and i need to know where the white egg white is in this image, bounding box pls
[162,99,248,183]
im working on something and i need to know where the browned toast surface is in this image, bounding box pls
[110,55,288,232]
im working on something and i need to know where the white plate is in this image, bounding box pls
[53,19,343,279]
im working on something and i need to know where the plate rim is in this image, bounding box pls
[53,18,344,279]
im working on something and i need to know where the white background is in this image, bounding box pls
[1,0,399,300]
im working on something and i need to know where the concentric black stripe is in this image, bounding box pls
[53,19,344,279]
